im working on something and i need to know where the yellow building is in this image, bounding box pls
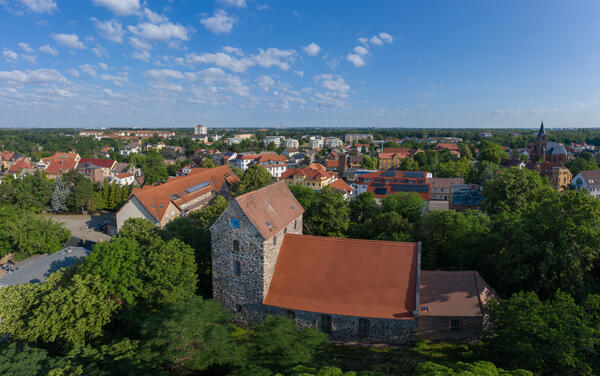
[281,163,337,190]
[550,166,572,192]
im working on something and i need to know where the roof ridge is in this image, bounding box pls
[284,233,418,247]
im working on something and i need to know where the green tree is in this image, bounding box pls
[68,174,94,212]
[380,192,425,225]
[483,167,553,215]
[141,296,244,373]
[232,164,273,196]
[478,141,508,164]
[399,157,419,171]
[201,157,215,168]
[482,291,599,375]
[13,171,52,212]
[361,155,378,170]
[0,342,69,376]
[244,315,328,373]
[288,184,316,211]
[51,176,70,212]
[117,218,159,246]
[566,151,598,176]
[415,361,532,376]
[303,187,350,237]
[348,192,378,224]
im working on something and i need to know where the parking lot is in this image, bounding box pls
[45,212,115,248]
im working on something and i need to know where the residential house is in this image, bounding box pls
[77,158,116,180]
[325,137,343,148]
[377,148,421,169]
[119,144,140,156]
[283,139,299,149]
[450,184,484,211]
[434,143,461,158]
[116,166,239,229]
[263,136,282,148]
[231,154,261,170]
[309,139,324,149]
[39,152,80,179]
[430,178,464,201]
[0,151,27,171]
[571,169,600,198]
[255,153,288,178]
[7,159,34,177]
[349,154,364,168]
[345,134,373,143]
[328,178,354,199]
[211,182,496,343]
[354,170,433,201]
[281,163,337,190]
[109,173,136,186]
[550,166,572,192]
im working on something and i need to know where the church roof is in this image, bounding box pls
[538,121,545,136]
[234,181,304,240]
[546,141,567,155]
[264,234,419,320]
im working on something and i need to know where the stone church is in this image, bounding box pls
[530,122,568,163]
[210,181,497,343]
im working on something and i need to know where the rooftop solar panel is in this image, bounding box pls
[371,183,385,187]
[374,187,388,195]
[403,171,425,178]
[380,170,396,177]
[185,182,210,194]
[392,184,429,193]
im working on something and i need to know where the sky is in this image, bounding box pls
[1,0,600,128]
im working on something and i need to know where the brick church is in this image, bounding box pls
[210,181,497,343]
[530,122,568,164]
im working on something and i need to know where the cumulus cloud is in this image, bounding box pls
[79,64,97,77]
[201,10,235,34]
[144,69,184,80]
[101,72,129,86]
[190,67,249,97]
[21,54,36,63]
[346,53,365,67]
[369,36,383,46]
[132,49,151,62]
[92,0,140,16]
[67,68,79,77]
[51,33,86,49]
[253,48,296,70]
[353,46,369,56]
[294,70,304,77]
[222,46,244,56]
[143,7,168,23]
[92,18,125,43]
[91,44,109,58]
[358,37,369,45]
[312,74,350,107]
[128,22,189,42]
[187,47,296,73]
[2,49,18,62]
[98,62,108,70]
[379,32,393,43]
[217,0,246,7]
[17,0,57,13]
[129,36,152,50]
[19,42,34,53]
[257,75,275,91]
[39,44,59,56]
[302,42,320,56]
[0,68,66,85]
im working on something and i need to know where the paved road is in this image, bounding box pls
[45,213,115,247]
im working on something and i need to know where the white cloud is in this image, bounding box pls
[257,75,274,91]
[201,10,235,34]
[353,46,369,56]
[92,0,140,16]
[143,7,168,23]
[302,42,320,56]
[129,36,152,50]
[369,36,383,46]
[346,53,365,67]
[21,54,36,63]
[132,49,151,62]
[91,44,109,58]
[98,62,108,70]
[67,68,79,77]
[92,18,125,43]
[294,70,304,77]
[128,22,189,42]
[358,37,369,45]
[144,69,184,80]
[253,48,296,70]
[0,68,66,85]
[257,4,269,10]
[315,74,350,96]
[217,0,246,7]
[101,72,129,86]
[19,42,34,53]
[2,49,18,62]
[186,52,253,73]
[222,46,244,56]
[79,64,97,77]
[189,67,250,97]
[51,33,86,49]
[39,45,58,56]
[18,0,56,13]
[379,32,393,43]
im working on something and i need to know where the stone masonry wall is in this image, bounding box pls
[266,306,417,344]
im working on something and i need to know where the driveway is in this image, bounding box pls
[45,212,114,248]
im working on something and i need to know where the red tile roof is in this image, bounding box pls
[435,143,460,151]
[234,181,304,240]
[280,164,335,181]
[325,160,339,169]
[131,166,239,222]
[7,159,31,173]
[264,234,419,319]
[419,271,498,317]
[256,153,288,163]
[328,178,353,194]
[78,158,116,169]
[45,158,78,176]
[115,173,133,179]
[0,151,14,160]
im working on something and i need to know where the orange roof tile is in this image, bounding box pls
[256,153,288,163]
[132,166,239,222]
[79,158,116,169]
[234,181,304,240]
[115,173,133,179]
[435,143,460,151]
[264,234,418,319]
[419,271,498,317]
[45,158,78,176]
[325,160,339,168]
[7,159,31,173]
[328,178,353,194]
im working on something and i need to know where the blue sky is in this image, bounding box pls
[1,0,600,128]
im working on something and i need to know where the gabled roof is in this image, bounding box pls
[256,153,288,163]
[0,151,14,161]
[112,162,130,173]
[131,166,239,222]
[45,158,78,176]
[280,164,335,181]
[233,181,304,240]
[329,178,353,194]
[325,160,339,169]
[419,271,498,317]
[41,152,79,164]
[7,159,31,173]
[435,143,460,151]
[264,234,418,319]
[430,177,463,189]
[578,169,600,186]
[78,158,116,169]
[546,141,567,155]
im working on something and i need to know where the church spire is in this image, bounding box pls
[538,121,545,136]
